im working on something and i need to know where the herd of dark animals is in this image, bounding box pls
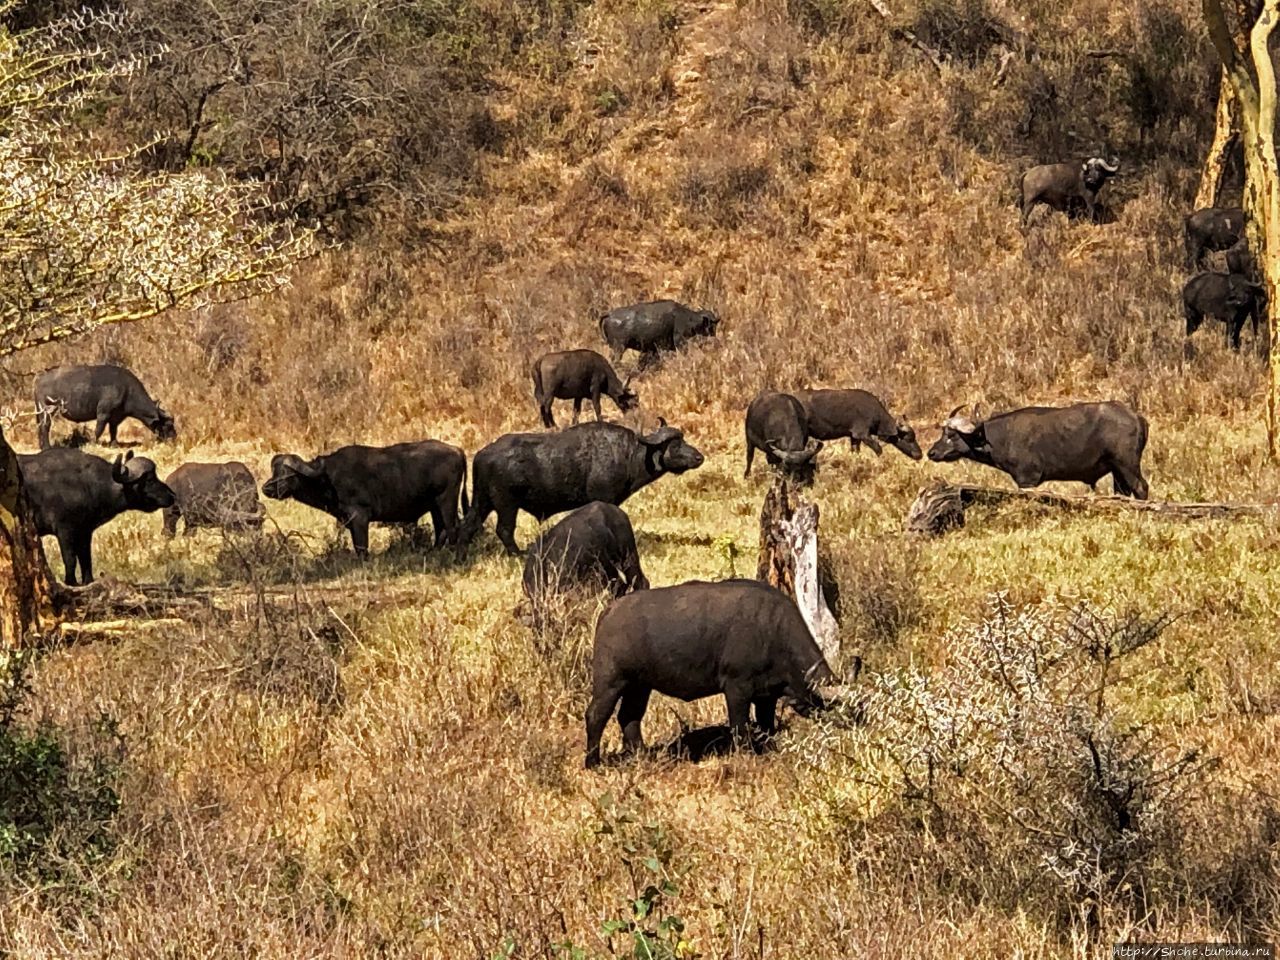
[10,163,1264,765]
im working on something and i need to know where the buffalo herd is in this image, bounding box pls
[22,168,1248,764]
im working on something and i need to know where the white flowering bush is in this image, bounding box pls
[800,596,1213,924]
[0,4,314,357]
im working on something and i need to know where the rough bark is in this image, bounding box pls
[757,478,839,666]
[0,426,56,648]
[904,482,1276,537]
[1195,71,1239,210]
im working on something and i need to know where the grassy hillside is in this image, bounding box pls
[5,0,1280,956]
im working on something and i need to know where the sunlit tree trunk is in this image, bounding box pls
[1195,71,1238,210]
[0,427,55,648]
[1203,0,1280,458]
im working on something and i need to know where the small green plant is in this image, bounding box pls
[713,534,740,578]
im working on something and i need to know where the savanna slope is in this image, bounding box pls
[5,0,1280,956]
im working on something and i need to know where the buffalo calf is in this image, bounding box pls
[585,579,837,768]
[163,462,266,538]
[531,349,638,428]
[795,388,921,461]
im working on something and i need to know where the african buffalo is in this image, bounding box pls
[1185,206,1245,269]
[522,501,649,602]
[927,401,1149,498]
[584,579,838,768]
[531,349,638,428]
[262,440,467,555]
[1183,271,1267,351]
[1020,156,1119,225]
[794,388,921,461]
[743,391,822,481]
[599,300,720,363]
[162,461,265,538]
[19,449,175,585]
[35,364,175,450]
[461,420,703,555]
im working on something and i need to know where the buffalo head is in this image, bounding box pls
[113,451,176,511]
[1082,156,1119,191]
[618,375,640,413]
[890,419,923,460]
[262,453,326,500]
[927,406,988,463]
[696,310,721,337]
[641,419,704,473]
[146,402,177,442]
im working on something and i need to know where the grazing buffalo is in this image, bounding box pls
[35,364,176,450]
[927,401,1149,499]
[1182,271,1267,351]
[262,440,467,555]
[1020,156,1119,225]
[461,420,704,555]
[162,462,266,538]
[743,392,822,481]
[531,349,638,428]
[584,579,838,768]
[795,388,922,461]
[19,449,175,585]
[599,300,720,363]
[1185,206,1245,269]
[522,502,649,601]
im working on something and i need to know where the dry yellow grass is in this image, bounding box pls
[4,0,1280,955]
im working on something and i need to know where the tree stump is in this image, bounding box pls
[757,478,840,667]
[0,426,56,648]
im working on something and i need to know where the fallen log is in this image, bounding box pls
[758,478,840,667]
[905,481,1278,537]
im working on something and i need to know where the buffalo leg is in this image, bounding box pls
[93,414,110,445]
[1229,315,1246,351]
[75,529,94,585]
[852,434,883,456]
[539,400,556,429]
[617,686,651,757]
[108,418,121,446]
[55,531,78,585]
[591,388,604,423]
[494,505,521,556]
[427,504,446,548]
[753,697,778,736]
[572,398,582,425]
[1113,463,1149,501]
[585,681,626,769]
[723,685,753,748]
[36,410,51,450]
[744,435,756,478]
[162,506,180,539]
[346,513,370,556]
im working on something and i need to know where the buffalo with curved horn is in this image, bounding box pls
[1020,156,1119,225]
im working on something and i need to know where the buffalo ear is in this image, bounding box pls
[111,454,128,483]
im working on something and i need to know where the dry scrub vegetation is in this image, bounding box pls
[6,0,1280,955]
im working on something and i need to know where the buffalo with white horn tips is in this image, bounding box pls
[928,401,1149,499]
[1020,156,1119,226]
[19,448,176,585]
[744,391,823,482]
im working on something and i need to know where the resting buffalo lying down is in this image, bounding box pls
[522,501,648,601]
[584,579,838,768]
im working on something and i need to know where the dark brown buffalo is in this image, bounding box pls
[522,501,648,601]
[794,388,921,461]
[599,300,720,363]
[1185,206,1245,269]
[927,401,1149,498]
[162,461,266,538]
[461,420,703,555]
[1183,271,1267,351]
[585,579,837,768]
[35,364,175,449]
[19,449,176,585]
[262,440,467,555]
[531,349,638,428]
[743,391,822,481]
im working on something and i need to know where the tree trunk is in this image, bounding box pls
[757,478,840,667]
[1195,71,1239,210]
[1249,0,1280,459]
[0,426,56,648]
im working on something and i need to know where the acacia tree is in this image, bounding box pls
[0,6,315,647]
[1201,0,1280,458]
